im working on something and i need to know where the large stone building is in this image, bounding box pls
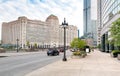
[2,15,78,48]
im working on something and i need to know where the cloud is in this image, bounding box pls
[0,0,83,40]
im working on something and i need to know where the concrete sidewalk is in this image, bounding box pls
[25,49,120,76]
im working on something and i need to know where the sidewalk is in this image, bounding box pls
[25,49,120,76]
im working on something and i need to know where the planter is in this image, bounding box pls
[71,51,87,59]
[111,50,120,58]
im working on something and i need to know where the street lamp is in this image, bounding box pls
[16,38,19,52]
[61,18,68,61]
[53,44,56,48]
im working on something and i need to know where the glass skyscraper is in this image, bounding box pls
[83,0,97,46]
[83,0,91,38]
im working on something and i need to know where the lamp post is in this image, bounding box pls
[53,44,56,48]
[16,38,19,52]
[62,18,68,61]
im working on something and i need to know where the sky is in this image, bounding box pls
[91,0,97,20]
[0,0,97,40]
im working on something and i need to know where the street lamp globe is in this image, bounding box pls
[62,18,68,27]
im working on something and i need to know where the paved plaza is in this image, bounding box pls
[25,49,120,76]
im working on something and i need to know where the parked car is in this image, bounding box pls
[70,49,77,52]
[59,48,64,52]
[47,49,59,56]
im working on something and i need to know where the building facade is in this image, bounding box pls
[2,15,78,48]
[83,0,91,38]
[83,0,97,46]
[91,20,97,46]
[97,0,102,46]
[97,0,120,52]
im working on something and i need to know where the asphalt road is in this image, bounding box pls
[0,51,71,76]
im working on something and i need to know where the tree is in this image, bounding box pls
[70,38,86,50]
[34,43,37,48]
[26,41,30,48]
[110,18,120,49]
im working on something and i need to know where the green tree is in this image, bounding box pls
[110,18,120,49]
[26,41,30,46]
[70,38,86,50]
[34,43,37,48]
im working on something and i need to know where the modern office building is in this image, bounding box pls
[83,0,97,46]
[83,0,91,38]
[97,0,102,46]
[97,0,120,52]
[91,20,97,46]
[2,14,78,48]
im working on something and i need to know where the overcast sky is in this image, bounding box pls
[0,0,97,40]
[91,0,97,20]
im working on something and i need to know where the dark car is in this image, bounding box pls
[47,49,59,56]
[59,48,64,52]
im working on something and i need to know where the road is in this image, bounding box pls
[0,51,71,76]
